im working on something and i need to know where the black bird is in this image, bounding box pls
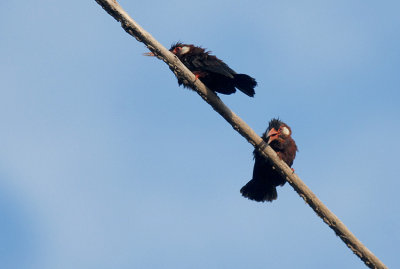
[145,43,257,97]
[240,119,298,202]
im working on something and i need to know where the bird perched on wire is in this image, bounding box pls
[240,118,298,202]
[144,42,257,97]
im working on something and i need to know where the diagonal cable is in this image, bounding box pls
[94,1,387,268]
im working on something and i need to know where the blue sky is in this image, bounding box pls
[1,1,399,268]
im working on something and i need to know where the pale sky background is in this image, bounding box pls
[1,1,399,268]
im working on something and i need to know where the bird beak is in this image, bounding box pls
[143,52,155,56]
[267,128,280,144]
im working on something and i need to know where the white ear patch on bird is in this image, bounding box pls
[180,46,190,55]
[281,126,290,136]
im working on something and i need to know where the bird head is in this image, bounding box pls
[264,118,293,145]
[264,118,297,166]
[169,43,195,57]
[143,42,194,57]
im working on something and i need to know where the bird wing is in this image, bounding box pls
[252,150,269,181]
[191,55,236,78]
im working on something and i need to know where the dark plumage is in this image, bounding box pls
[145,42,257,96]
[240,119,298,202]
[168,43,257,97]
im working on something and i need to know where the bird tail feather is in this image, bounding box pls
[234,74,257,97]
[240,179,277,202]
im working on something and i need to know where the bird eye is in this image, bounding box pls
[172,47,182,54]
[281,127,290,136]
